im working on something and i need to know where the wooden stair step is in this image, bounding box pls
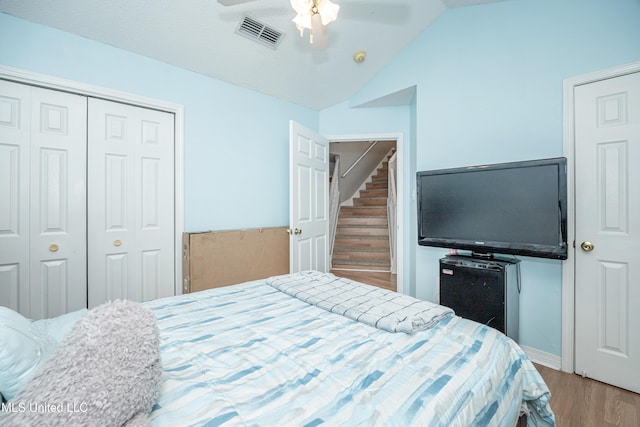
[366,181,388,190]
[353,197,387,206]
[333,247,389,255]
[340,206,386,216]
[359,189,388,198]
[331,260,391,270]
[338,216,387,226]
[332,251,390,263]
[334,236,390,248]
[335,233,389,239]
[335,225,389,236]
[333,245,389,253]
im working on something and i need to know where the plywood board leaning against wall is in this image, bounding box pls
[182,227,290,293]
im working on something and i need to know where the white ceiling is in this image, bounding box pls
[0,0,506,110]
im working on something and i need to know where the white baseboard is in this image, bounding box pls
[520,345,562,370]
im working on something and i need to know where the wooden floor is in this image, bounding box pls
[329,270,640,426]
[535,364,640,427]
[330,269,397,292]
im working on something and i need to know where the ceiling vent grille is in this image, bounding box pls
[235,16,284,50]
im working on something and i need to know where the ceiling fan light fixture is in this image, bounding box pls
[315,0,339,26]
[290,0,339,47]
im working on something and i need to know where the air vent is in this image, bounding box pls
[235,16,284,50]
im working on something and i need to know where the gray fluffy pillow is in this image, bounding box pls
[1,300,162,427]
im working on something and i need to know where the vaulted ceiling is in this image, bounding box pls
[0,0,506,109]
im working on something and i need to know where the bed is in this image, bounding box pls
[1,271,555,427]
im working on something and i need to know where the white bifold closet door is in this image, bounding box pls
[0,80,87,319]
[1,81,175,319]
[87,98,175,308]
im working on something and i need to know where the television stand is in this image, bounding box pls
[439,255,520,342]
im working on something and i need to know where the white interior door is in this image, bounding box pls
[0,80,87,319]
[88,98,175,307]
[0,80,30,314]
[30,87,87,319]
[289,120,329,273]
[574,71,640,393]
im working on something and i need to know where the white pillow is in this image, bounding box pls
[33,308,87,343]
[0,307,57,401]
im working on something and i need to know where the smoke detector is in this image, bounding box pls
[353,50,366,63]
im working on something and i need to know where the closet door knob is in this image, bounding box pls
[49,244,59,252]
[580,241,595,252]
[113,240,122,247]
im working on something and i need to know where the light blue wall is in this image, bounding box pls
[322,0,640,356]
[0,13,318,232]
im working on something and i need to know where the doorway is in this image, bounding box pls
[328,133,404,294]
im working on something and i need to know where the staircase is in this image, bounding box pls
[332,158,391,271]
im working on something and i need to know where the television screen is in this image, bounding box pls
[417,157,568,260]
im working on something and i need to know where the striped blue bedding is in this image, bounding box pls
[144,277,555,427]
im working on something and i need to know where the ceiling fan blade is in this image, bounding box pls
[217,0,261,6]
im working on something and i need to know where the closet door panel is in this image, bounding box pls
[0,142,22,237]
[0,264,20,310]
[29,87,87,319]
[105,154,129,230]
[0,81,31,315]
[105,253,128,301]
[88,98,174,308]
[141,249,160,301]
[88,103,134,307]
[137,112,174,301]
[32,259,69,318]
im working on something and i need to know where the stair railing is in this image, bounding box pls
[329,156,341,260]
[387,151,397,274]
[341,141,378,178]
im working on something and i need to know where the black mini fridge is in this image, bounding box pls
[439,255,520,342]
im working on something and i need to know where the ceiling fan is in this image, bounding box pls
[217,0,340,50]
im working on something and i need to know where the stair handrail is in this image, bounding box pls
[341,141,378,178]
[329,156,341,260]
[387,151,397,274]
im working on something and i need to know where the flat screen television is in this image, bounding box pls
[417,157,568,260]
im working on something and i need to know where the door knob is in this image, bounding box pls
[113,239,122,247]
[580,241,595,252]
[286,228,302,235]
[49,244,59,252]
